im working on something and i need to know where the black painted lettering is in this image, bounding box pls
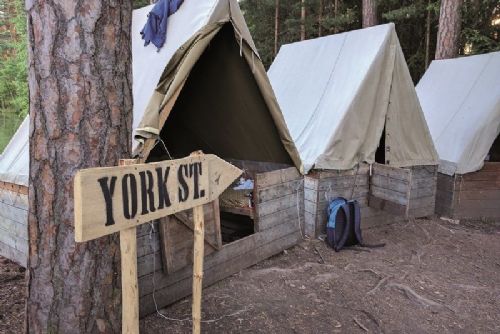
[192,162,205,199]
[122,174,138,219]
[178,164,189,202]
[139,171,156,215]
[156,167,171,209]
[98,176,117,226]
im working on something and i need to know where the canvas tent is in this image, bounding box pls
[268,23,439,236]
[0,0,305,315]
[416,51,500,219]
[0,117,29,266]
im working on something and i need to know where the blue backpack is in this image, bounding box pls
[326,197,363,251]
[326,197,385,251]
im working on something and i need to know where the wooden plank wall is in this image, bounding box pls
[137,166,302,316]
[436,162,500,219]
[0,188,29,266]
[369,164,437,218]
[304,164,370,237]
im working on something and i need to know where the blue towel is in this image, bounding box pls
[140,0,184,50]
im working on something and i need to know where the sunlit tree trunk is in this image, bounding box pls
[25,0,133,332]
[435,0,463,59]
[362,0,378,28]
[300,0,306,40]
[274,0,280,56]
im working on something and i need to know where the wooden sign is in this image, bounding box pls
[74,154,241,242]
[74,154,242,334]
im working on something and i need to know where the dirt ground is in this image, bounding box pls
[2,217,500,333]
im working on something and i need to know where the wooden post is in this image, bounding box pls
[119,159,139,334]
[192,205,205,334]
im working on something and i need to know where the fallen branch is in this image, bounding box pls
[314,245,326,264]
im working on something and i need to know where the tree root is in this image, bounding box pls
[353,317,369,332]
[387,282,453,312]
[367,276,392,295]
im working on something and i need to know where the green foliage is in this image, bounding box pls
[0,0,28,152]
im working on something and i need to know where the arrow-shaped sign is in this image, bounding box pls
[74,154,242,242]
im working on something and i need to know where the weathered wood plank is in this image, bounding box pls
[479,162,500,172]
[304,176,319,191]
[138,219,299,297]
[370,185,408,205]
[371,174,409,194]
[455,189,500,200]
[0,189,29,209]
[409,196,435,210]
[410,177,437,190]
[456,179,500,191]
[407,165,437,179]
[0,217,28,241]
[316,176,369,191]
[314,164,369,179]
[257,179,303,203]
[255,167,301,188]
[461,171,500,182]
[0,240,27,267]
[257,191,303,218]
[408,205,435,218]
[409,185,436,199]
[0,202,28,225]
[257,206,301,232]
[372,163,411,181]
[139,231,301,316]
[368,195,407,216]
[0,226,28,254]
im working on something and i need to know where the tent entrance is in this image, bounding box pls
[147,23,296,245]
[487,134,500,162]
[375,127,386,164]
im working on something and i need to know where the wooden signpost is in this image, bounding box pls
[74,153,242,334]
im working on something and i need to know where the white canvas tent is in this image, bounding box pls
[268,23,438,173]
[0,117,29,186]
[416,51,500,175]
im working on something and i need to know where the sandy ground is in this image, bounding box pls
[2,217,500,333]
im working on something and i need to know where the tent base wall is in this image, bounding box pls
[0,186,28,267]
[304,164,370,238]
[369,164,437,219]
[137,164,303,316]
[436,162,500,219]
[304,163,437,237]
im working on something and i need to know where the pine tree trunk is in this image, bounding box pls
[25,1,133,333]
[435,0,463,59]
[362,0,378,28]
[425,0,432,69]
[300,0,306,40]
[318,0,323,37]
[334,0,339,33]
[274,0,279,56]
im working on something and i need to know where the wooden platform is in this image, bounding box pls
[137,164,303,316]
[436,162,500,219]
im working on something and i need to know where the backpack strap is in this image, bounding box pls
[348,199,385,249]
[333,202,352,252]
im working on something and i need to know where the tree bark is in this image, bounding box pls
[26,1,133,333]
[362,0,377,28]
[274,0,279,56]
[435,0,463,59]
[425,0,432,69]
[300,0,306,40]
[334,0,339,33]
[318,0,323,37]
